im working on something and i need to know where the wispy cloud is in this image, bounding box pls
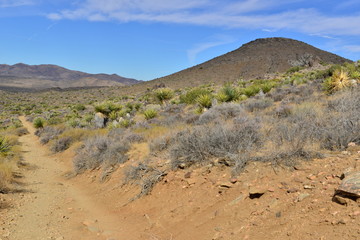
[0,0,34,8]
[47,0,360,37]
[187,35,236,65]
[343,45,360,53]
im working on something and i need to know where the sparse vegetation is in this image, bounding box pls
[143,109,158,120]
[1,58,359,201]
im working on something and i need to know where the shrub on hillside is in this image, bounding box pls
[154,88,174,104]
[33,117,45,129]
[124,162,166,198]
[245,98,273,112]
[170,119,262,170]
[179,88,212,104]
[144,109,158,120]
[36,126,64,145]
[51,136,72,153]
[73,130,143,174]
[197,103,244,125]
[321,89,360,149]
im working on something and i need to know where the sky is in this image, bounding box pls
[1,0,360,81]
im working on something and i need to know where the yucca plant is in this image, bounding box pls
[196,94,212,109]
[324,69,351,93]
[0,137,11,156]
[154,88,174,104]
[144,109,158,120]
[218,85,239,102]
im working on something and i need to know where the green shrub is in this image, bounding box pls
[242,85,261,97]
[94,102,122,116]
[180,88,212,104]
[154,88,174,104]
[286,66,303,74]
[33,118,45,129]
[217,84,239,102]
[0,137,11,156]
[196,94,212,109]
[73,104,86,111]
[144,109,158,120]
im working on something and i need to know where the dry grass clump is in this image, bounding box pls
[170,118,263,171]
[123,162,166,199]
[73,129,143,175]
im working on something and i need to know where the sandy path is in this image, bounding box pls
[3,117,123,240]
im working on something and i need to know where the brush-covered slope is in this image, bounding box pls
[152,37,351,88]
[0,63,140,90]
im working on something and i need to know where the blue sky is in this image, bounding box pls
[1,0,360,80]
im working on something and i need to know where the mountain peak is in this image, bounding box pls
[152,37,351,88]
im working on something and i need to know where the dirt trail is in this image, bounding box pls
[2,117,123,240]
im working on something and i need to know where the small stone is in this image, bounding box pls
[219,183,232,188]
[348,142,356,147]
[249,186,267,199]
[229,194,245,205]
[332,195,349,205]
[230,178,238,184]
[337,219,347,225]
[184,172,192,179]
[287,188,298,193]
[297,193,310,202]
[186,179,196,186]
[307,175,317,180]
[303,185,314,189]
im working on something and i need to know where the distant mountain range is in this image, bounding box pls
[148,37,351,89]
[0,63,140,90]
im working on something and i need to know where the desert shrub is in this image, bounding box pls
[67,118,80,128]
[73,104,86,111]
[149,134,175,153]
[94,102,122,116]
[245,98,273,112]
[33,117,45,129]
[0,137,11,156]
[321,89,360,149]
[275,104,293,118]
[124,163,166,198]
[170,119,262,170]
[197,103,244,125]
[180,88,212,104]
[261,82,278,93]
[268,104,323,165]
[161,104,184,116]
[323,69,351,93]
[14,127,29,136]
[144,109,158,120]
[73,129,140,174]
[216,85,239,102]
[154,88,174,104]
[184,113,200,124]
[286,66,303,74]
[242,85,261,97]
[196,94,212,109]
[51,136,72,153]
[37,126,64,145]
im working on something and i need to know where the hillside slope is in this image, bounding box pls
[150,37,351,88]
[0,63,140,90]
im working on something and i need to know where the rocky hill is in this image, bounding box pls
[0,63,140,90]
[150,37,351,88]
